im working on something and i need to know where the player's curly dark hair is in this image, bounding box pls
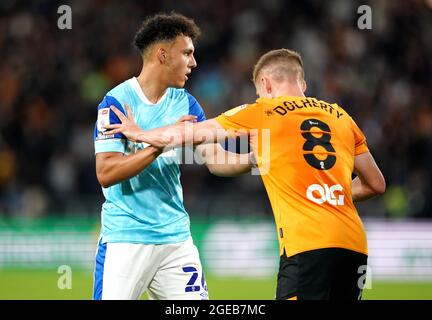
[133,12,201,55]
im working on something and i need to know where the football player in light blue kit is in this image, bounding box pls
[93,13,252,300]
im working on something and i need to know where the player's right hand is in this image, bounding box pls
[176,115,197,124]
[103,104,142,142]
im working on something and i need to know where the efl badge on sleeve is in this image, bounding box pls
[223,104,247,117]
[96,108,114,139]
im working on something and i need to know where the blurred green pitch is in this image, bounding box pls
[0,269,431,300]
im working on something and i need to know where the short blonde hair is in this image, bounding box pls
[252,49,305,84]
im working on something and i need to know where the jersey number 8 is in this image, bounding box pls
[301,119,336,170]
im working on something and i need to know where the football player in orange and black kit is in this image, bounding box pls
[104,49,386,300]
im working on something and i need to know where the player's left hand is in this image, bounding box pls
[103,104,142,142]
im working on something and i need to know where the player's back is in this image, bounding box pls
[259,96,368,257]
[216,96,369,257]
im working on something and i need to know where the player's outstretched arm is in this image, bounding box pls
[104,105,229,148]
[352,152,386,202]
[103,105,253,176]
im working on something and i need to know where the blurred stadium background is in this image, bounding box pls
[0,0,431,299]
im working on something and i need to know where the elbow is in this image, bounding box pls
[206,164,220,177]
[207,166,216,176]
[376,183,386,196]
[373,178,386,196]
[206,164,229,177]
[100,181,112,189]
[96,155,122,188]
[97,172,113,188]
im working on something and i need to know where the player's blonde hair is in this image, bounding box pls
[253,49,305,84]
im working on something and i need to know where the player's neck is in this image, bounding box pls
[136,67,168,104]
[275,89,305,98]
[275,82,306,98]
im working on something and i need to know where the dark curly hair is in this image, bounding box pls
[133,12,201,55]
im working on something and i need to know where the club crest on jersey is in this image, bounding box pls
[224,104,247,117]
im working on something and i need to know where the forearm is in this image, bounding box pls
[135,120,226,148]
[351,176,379,202]
[104,108,227,148]
[198,144,253,177]
[96,146,162,188]
[352,152,386,202]
[207,161,252,177]
[136,124,189,146]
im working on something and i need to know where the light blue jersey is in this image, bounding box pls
[93,77,206,244]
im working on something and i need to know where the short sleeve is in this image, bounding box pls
[351,117,369,155]
[94,95,128,154]
[215,103,262,137]
[186,92,206,122]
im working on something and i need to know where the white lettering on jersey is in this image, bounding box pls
[306,184,345,206]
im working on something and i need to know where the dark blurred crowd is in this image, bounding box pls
[0,0,431,219]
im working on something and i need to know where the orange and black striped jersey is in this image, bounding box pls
[215,96,369,257]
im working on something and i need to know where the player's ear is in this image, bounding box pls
[156,47,167,64]
[302,79,307,93]
[263,76,272,97]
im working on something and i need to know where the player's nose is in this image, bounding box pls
[189,55,197,69]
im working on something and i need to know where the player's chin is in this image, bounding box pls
[172,79,187,88]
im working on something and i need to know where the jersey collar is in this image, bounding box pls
[130,77,168,105]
